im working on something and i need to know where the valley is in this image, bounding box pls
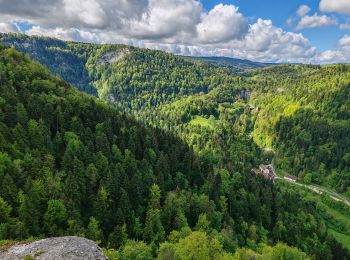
[0,33,349,259]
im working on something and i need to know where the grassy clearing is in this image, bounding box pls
[328,229,350,251]
[188,116,215,129]
[278,181,350,251]
[308,195,350,251]
[316,200,350,251]
[317,202,350,233]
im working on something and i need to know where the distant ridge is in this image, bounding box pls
[185,55,273,71]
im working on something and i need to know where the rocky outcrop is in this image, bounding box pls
[0,236,107,260]
[96,48,130,66]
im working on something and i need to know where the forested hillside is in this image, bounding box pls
[0,33,267,173]
[1,33,350,194]
[248,65,350,193]
[0,33,245,110]
[1,43,349,258]
[0,33,96,94]
[186,56,270,71]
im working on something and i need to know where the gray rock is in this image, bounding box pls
[0,236,107,260]
[96,49,130,66]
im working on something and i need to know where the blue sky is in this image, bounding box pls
[0,0,350,63]
[201,0,346,51]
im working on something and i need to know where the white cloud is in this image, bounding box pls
[63,0,107,28]
[196,4,248,44]
[26,26,99,42]
[241,19,316,62]
[320,0,350,15]
[317,50,343,63]
[339,34,350,46]
[126,0,201,40]
[124,19,317,63]
[297,14,337,29]
[297,5,311,17]
[0,0,149,30]
[0,0,249,45]
[0,21,19,33]
[0,0,62,18]
[317,35,350,63]
[0,0,329,63]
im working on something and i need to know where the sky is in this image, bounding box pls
[0,0,350,63]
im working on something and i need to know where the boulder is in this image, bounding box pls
[0,236,107,260]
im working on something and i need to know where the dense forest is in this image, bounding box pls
[247,65,350,193]
[185,56,270,71]
[1,34,350,258]
[1,33,349,196]
[0,33,95,94]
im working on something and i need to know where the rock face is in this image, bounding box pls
[0,236,107,260]
[96,49,130,66]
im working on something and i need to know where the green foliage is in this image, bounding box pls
[0,197,12,239]
[103,248,119,260]
[0,33,96,94]
[0,153,11,179]
[118,240,153,260]
[0,45,201,246]
[108,224,128,249]
[157,231,307,260]
[250,65,350,192]
[157,242,180,260]
[0,197,12,224]
[194,214,210,233]
[161,231,225,260]
[328,229,350,252]
[0,37,349,259]
[44,200,67,236]
[143,185,165,245]
[86,217,102,243]
[233,243,309,260]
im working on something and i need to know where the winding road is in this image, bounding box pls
[268,163,350,207]
[282,179,350,207]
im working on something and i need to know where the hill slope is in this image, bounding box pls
[186,56,271,71]
[0,33,260,106]
[0,43,350,258]
[1,34,350,194]
[0,33,96,94]
[0,44,207,244]
[248,65,350,193]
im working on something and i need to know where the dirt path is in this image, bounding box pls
[268,160,350,207]
[280,178,350,207]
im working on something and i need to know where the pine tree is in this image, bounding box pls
[108,224,127,249]
[93,185,111,232]
[143,184,165,244]
[19,180,47,236]
[0,197,12,223]
[86,217,102,243]
[44,199,67,236]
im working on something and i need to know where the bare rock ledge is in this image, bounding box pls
[0,236,107,260]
